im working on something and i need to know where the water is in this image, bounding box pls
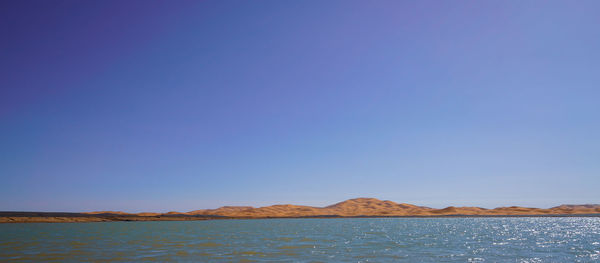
[1,217,599,262]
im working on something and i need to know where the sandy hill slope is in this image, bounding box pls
[549,204,600,214]
[189,206,254,216]
[179,198,600,218]
[324,198,433,216]
[84,211,131,215]
[79,199,600,218]
[3,199,600,223]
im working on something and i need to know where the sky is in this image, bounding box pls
[1,0,599,212]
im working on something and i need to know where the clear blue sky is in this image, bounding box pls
[1,0,599,212]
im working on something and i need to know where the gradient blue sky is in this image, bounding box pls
[1,0,599,212]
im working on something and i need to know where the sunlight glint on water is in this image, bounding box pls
[1,217,599,262]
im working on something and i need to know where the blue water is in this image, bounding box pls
[1,217,599,262]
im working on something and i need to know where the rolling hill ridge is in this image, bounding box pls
[2,198,599,223]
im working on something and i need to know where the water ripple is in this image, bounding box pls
[1,217,599,262]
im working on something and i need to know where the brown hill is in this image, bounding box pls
[180,198,600,218]
[189,206,253,216]
[324,198,433,216]
[82,199,600,218]
[84,211,132,215]
[550,204,600,214]
[4,199,600,223]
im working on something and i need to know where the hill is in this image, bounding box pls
[2,198,599,223]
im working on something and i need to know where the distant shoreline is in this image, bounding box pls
[3,198,599,223]
[2,212,600,224]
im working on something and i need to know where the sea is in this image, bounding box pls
[1,217,599,262]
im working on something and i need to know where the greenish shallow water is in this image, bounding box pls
[1,217,599,262]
